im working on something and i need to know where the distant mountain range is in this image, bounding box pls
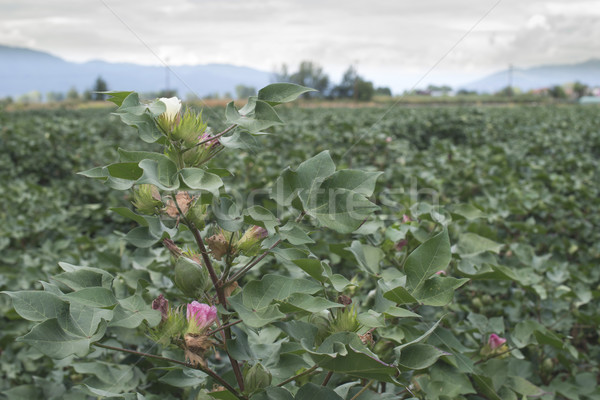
[461,59,600,93]
[2,44,600,98]
[0,44,271,98]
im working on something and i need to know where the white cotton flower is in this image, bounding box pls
[159,97,182,121]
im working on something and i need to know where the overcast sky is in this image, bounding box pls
[2,0,599,90]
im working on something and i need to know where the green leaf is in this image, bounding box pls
[2,291,69,321]
[279,293,343,313]
[105,162,143,181]
[405,228,452,291]
[321,170,382,197]
[63,288,118,308]
[245,206,279,234]
[347,241,384,275]
[179,168,223,197]
[257,83,316,105]
[104,91,134,106]
[250,387,294,400]
[137,158,179,190]
[411,276,470,306]
[396,344,448,370]
[220,129,261,151]
[19,318,105,358]
[278,221,314,245]
[303,332,398,383]
[456,233,503,256]
[225,100,284,133]
[380,280,418,305]
[295,383,343,400]
[214,197,244,232]
[109,293,161,328]
[78,166,107,180]
[159,368,207,388]
[58,303,112,338]
[117,148,170,163]
[506,376,544,396]
[52,263,114,290]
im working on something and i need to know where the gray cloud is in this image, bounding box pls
[1,0,599,90]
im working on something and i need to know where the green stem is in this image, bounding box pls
[350,379,375,400]
[92,343,245,400]
[277,365,319,387]
[321,371,333,386]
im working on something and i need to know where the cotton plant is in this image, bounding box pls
[2,84,539,400]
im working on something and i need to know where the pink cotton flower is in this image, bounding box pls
[435,270,446,276]
[186,301,217,333]
[402,214,411,223]
[488,334,506,350]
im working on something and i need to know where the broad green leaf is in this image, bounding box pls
[457,232,503,256]
[179,168,223,197]
[220,129,261,151]
[395,317,444,351]
[303,332,398,383]
[250,387,294,400]
[137,158,179,190]
[279,293,343,313]
[117,111,164,143]
[447,203,485,220]
[257,83,316,105]
[245,206,279,234]
[19,318,105,358]
[117,148,170,163]
[104,90,134,106]
[506,376,544,396]
[347,241,384,275]
[240,275,321,310]
[295,383,343,400]
[63,288,118,308]
[2,291,69,321]
[405,228,451,291]
[396,343,448,370]
[225,100,283,133]
[411,276,470,306]
[278,221,314,245]
[159,368,207,388]
[105,162,143,181]
[379,280,418,305]
[77,166,107,180]
[109,293,161,328]
[110,207,148,226]
[357,310,386,328]
[213,197,244,232]
[58,303,112,338]
[321,170,382,197]
[52,263,114,290]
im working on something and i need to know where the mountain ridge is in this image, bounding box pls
[0,44,271,98]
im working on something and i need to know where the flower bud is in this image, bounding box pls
[186,301,217,334]
[488,333,506,350]
[186,200,208,230]
[171,108,207,145]
[182,131,223,167]
[330,305,360,333]
[244,363,272,394]
[174,256,211,297]
[157,97,182,133]
[236,226,268,257]
[152,294,169,322]
[131,184,162,215]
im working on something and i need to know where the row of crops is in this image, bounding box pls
[1,102,599,399]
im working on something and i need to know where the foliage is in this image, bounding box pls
[1,97,599,399]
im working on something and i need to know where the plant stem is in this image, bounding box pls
[321,371,333,386]
[189,224,245,392]
[277,365,319,387]
[225,211,306,285]
[350,379,375,400]
[182,124,237,153]
[92,343,245,400]
[206,320,243,336]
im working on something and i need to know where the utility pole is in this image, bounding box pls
[165,57,170,96]
[508,63,513,96]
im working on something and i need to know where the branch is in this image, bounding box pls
[206,320,243,336]
[321,371,333,386]
[350,379,375,400]
[277,365,319,387]
[93,343,245,400]
[225,212,306,285]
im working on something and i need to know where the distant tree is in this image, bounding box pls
[375,87,392,96]
[92,76,108,101]
[83,90,93,101]
[331,66,375,101]
[17,91,42,104]
[272,64,290,82]
[158,89,178,98]
[46,92,65,103]
[457,89,477,95]
[186,93,200,102]
[427,84,452,96]
[573,81,589,98]
[497,86,514,97]
[235,85,256,99]
[224,92,233,100]
[287,61,329,97]
[66,87,80,101]
[548,85,567,99]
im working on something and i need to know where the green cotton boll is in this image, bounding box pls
[186,200,208,230]
[329,305,360,333]
[244,363,272,395]
[173,257,211,297]
[170,108,208,144]
[131,184,163,215]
